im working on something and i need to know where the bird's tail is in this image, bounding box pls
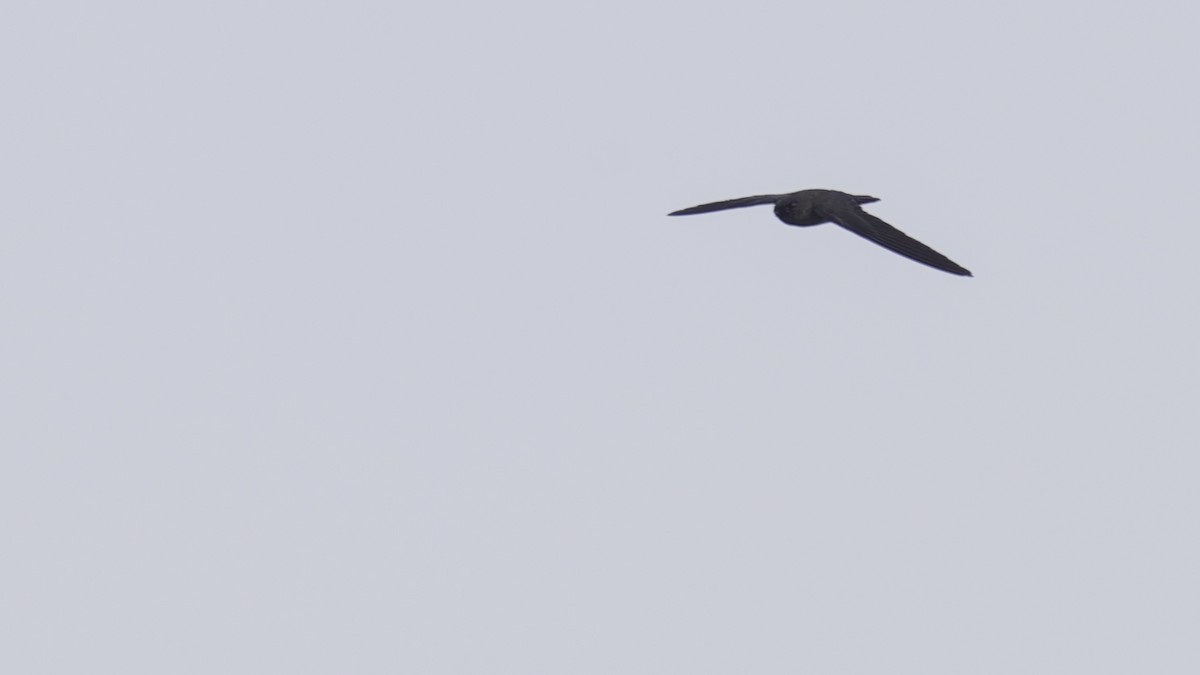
[668,194,782,216]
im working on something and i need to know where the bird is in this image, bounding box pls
[668,188,972,276]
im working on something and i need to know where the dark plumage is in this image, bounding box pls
[669,188,972,276]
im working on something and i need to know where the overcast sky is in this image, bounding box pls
[3,1,1199,673]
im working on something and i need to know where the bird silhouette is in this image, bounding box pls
[668,188,972,276]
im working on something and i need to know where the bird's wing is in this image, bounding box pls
[823,208,972,276]
[668,194,782,216]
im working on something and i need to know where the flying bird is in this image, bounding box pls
[668,188,972,276]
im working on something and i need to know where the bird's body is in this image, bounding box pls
[669,188,972,276]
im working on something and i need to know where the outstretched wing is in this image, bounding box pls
[824,208,972,276]
[668,194,782,216]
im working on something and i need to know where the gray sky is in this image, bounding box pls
[3,1,1198,673]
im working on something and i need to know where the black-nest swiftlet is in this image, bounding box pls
[668,188,972,276]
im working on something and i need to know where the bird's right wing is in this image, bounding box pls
[668,194,782,216]
[825,208,973,276]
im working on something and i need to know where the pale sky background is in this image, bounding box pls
[2,1,1198,673]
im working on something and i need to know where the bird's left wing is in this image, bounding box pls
[824,208,973,276]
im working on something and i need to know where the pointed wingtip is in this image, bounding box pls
[667,205,718,216]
